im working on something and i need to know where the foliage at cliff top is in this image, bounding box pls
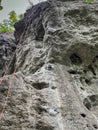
[0,0,3,10]
[0,0,94,33]
[85,0,94,2]
[0,11,24,33]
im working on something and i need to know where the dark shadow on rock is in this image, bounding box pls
[14,2,51,43]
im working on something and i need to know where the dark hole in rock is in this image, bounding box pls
[93,124,98,129]
[80,87,84,90]
[86,124,89,127]
[80,113,86,118]
[93,56,98,63]
[0,88,7,93]
[83,69,87,73]
[90,95,96,102]
[47,64,52,70]
[84,95,98,110]
[82,32,89,35]
[70,53,82,65]
[95,55,98,59]
[68,70,77,74]
[83,98,91,110]
[36,24,45,41]
[68,69,82,74]
[88,65,96,75]
[94,64,97,68]
[51,86,57,89]
[0,86,8,95]
[45,64,53,70]
[85,78,91,85]
[85,102,91,110]
[32,82,49,90]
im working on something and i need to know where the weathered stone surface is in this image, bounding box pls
[0,33,16,77]
[0,0,98,130]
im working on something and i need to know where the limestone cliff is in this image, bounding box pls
[0,0,98,130]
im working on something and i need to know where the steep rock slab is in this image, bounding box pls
[0,0,98,130]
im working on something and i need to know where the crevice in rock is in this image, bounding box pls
[68,69,82,74]
[35,23,45,41]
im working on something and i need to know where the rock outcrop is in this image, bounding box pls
[0,0,98,130]
[0,33,16,77]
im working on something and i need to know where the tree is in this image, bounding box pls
[0,10,24,33]
[0,0,3,10]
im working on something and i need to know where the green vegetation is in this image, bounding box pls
[85,0,94,2]
[0,11,24,33]
[0,20,14,33]
[0,0,3,10]
[0,0,94,33]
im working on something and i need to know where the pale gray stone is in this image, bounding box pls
[0,0,98,129]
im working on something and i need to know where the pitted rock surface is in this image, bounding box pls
[0,0,98,130]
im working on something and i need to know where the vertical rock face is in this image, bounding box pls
[0,33,16,77]
[0,0,98,130]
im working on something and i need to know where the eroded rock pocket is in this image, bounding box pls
[83,94,98,110]
[32,82,49,90]
[70,53,82,65]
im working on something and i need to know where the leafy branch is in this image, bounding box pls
[0,11,24,33]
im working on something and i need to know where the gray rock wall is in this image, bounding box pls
[0,0,98,130]
[0,33,16,77]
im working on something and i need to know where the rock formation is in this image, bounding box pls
[0,0,98,129]
[0,33,16,77]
